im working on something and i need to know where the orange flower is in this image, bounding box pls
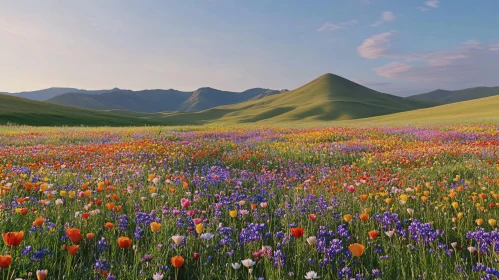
[359,194,368,201]
[150,222,161,233]
[66,228,82,243]
[33,217,45,227]
[290,227,304,238]
[308,214,317,222]
[104,222,115,229]
[348,243,365,257]
[86,233,95,240]
[2,230,24,246]
[68,245,79,255]
[0,255,12,268]
[105,202,115,210]
[359,213,369,221]
[117,236,132,248]
[343,214,353,223]
[36,269,48,280]
[171,256,185,268]
[368,230,379,240]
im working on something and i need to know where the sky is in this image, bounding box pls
[1,0,498,96]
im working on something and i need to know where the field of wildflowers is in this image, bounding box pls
[0,125,499,279]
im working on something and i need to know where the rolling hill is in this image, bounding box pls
[0,94,174,126]
[407,86,499,104]
[355,95,499,124]
[158,73,436,124]
[2,87,114,101]
[47,87,284,112]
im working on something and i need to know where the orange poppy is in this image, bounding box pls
[0,255,11,268]
[150,222,161,233]
[104,222,115,229]
[368,230,379,240]
[86,233,95,240]
[117,237,132,248]
[359,213,369,221]
[171,256,185,268]
[66,228,82,243]
[290,227,304,238]
[348,243,365,257]
[359,194,368,201]
[308,214,317,222]
[36,269,48,280]
[68,245,79,255]
[33,217,45,227]
[2,230,24,246]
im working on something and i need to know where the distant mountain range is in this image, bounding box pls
[2,88,113,101]
[1,73,498,126]
[407,87,499,104]
[47,87,285,112]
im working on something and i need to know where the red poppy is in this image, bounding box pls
[290,227,304,238]
[2,231,24,246]
[66,228,82,243]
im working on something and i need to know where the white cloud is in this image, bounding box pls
[317,20,357,32]
[357,31,394,59]
[425,1,440,8]
[371,11,394,26]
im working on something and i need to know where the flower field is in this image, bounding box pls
[1,125,499,279]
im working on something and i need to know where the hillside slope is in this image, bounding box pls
[0,94,172,126]
[160,73,435,124]
[407,86,499,104]
[356,95,499,123]
[48,88,283,112]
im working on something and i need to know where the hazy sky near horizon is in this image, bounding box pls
[1,0,498,96]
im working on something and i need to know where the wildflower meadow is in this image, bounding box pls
[0,125,499,279]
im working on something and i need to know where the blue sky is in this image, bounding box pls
[1,0,498,96]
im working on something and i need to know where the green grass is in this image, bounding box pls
[407,86,499,104]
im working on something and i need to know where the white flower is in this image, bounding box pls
[231,263,241,269]
[153,272,164,280]
[152,178,159,185]
[468,246,477,253]
[55,199,64,206]
[451,242,457,248]
[306,236,317,246]
[407,208,414,216]
[385,230,395,238]
[151,193,158,198]
[171,235,185,245]
[305,271,320,279]
[241,259,256,268]
[249,268,253,274]
[200,233,214,240]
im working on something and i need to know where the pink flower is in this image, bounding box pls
[187,210,195,216]
[181,198,191,209]
[215,203,222,209]
[346,185,355,193]
[193,218,202,225]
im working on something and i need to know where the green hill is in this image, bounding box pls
[407,86,499,104]
[160,73,435,124]
[47,88,283,112]
[355,95,499,124]
[0,94,173,126]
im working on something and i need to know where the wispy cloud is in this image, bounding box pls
[425,1,440,8]
[370,11,394,27]
[358,32,499,89]
[317,20,358,32]
[357,31,394,59]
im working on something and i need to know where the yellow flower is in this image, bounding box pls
[451,202,459,209]
[195,224,203,234]
[488,219,497,227]
[68,191,76,199]
[343,214,353,223]
[229,210,237,218]
[60,190,67,197]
